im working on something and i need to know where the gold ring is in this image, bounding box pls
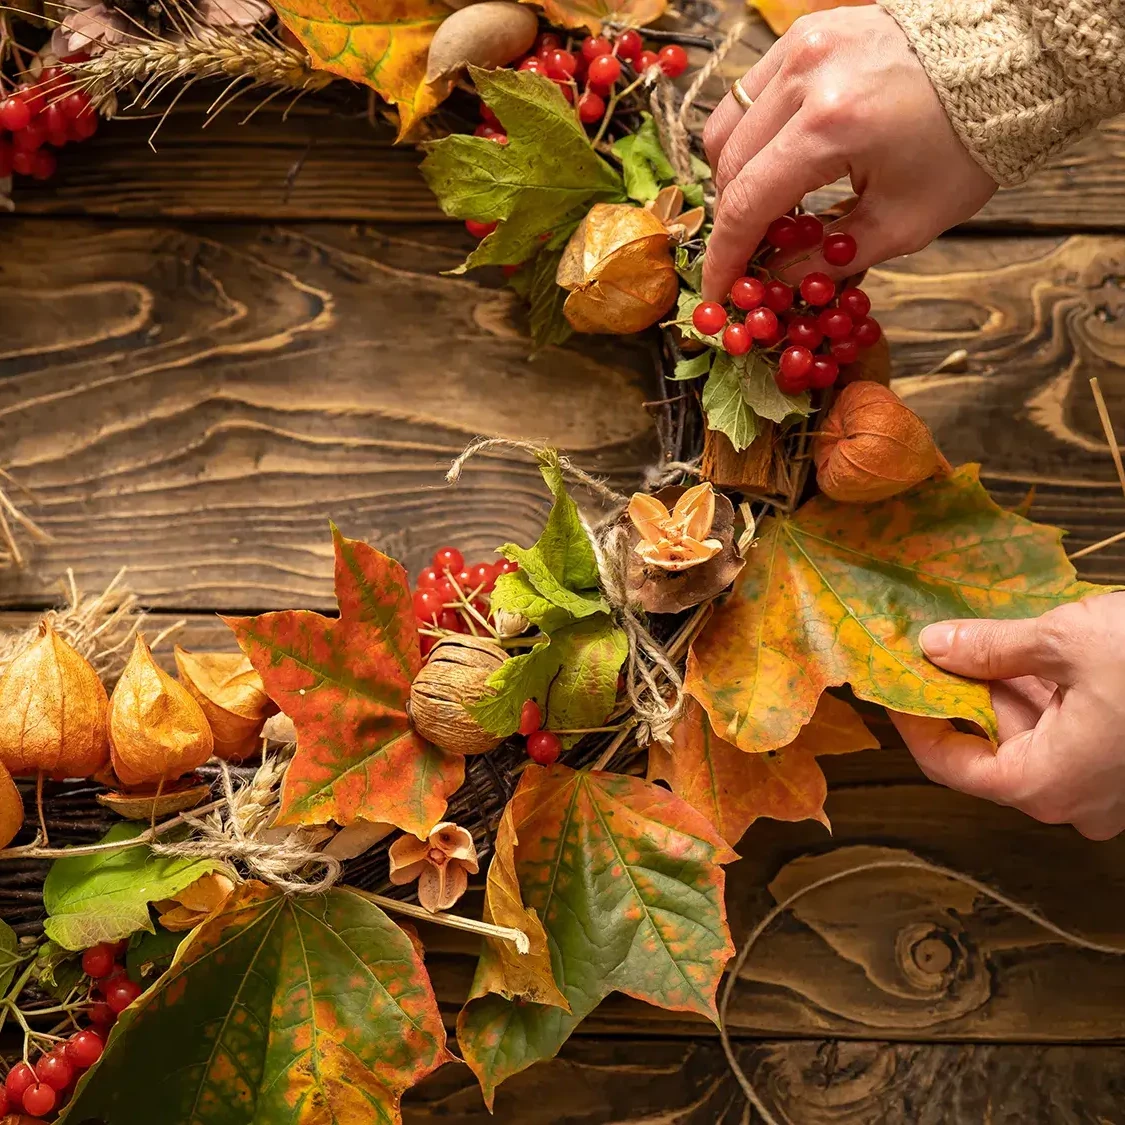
[730,80,753,110]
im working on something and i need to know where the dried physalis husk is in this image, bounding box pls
[625,485,745,615]
[389,821,479,913]
[155,871,236,932]
[174,648,278,762]
[629,482,723,571]
[409,635,507,755]
[0,761,23,850]
[108,635,214,788]
[814,381,951,504]
[557,203,679,334]
[0,622,109,780]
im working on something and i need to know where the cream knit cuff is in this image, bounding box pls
[878,0,1125,187]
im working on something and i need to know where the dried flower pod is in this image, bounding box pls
[108,635,214,788]
[174,648,277,762]
[814,381,951,504]
[409,635,507,755]
[624,485,745,614]
[96,780,211,821]
[644,185,705,243]
[389,821,479,913]
[557,203,678,335]
[0,761,23,850]
[155,872,237,932]
[0,622,109,780]
[629,482,723,571]
[425,1,538,83]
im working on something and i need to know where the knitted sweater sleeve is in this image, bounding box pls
[876,0,1125,186]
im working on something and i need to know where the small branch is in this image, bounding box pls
[353,889,530,954]
[1090,376,1125,502]
[1069,527,1125,561]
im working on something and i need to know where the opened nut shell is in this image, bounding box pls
[557,203,678,334]
[409,635,507,755]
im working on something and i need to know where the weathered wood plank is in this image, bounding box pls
[3,226,1123,608]
[404,1037,1125,1123]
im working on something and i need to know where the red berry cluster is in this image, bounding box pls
[689,212,882,395]
[465,29,689,242]
[0,940,134,1121]
[413,545,519,656]
[0,65,98,184]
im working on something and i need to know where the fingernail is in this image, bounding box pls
[920,622,956,657]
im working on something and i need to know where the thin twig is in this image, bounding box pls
[1069,527,1125,561]
[352,889,529,953]
[1090,377,1125,501]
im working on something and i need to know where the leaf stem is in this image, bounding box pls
[592,73,647,149]
[352,889,530,954]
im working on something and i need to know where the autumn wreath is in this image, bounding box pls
[0,2,1115,1123]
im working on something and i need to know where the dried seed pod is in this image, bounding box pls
[629,482,724,571]
[389,821,479,913]
[174,648,277,762]
[0,761,23,850]
[96,780,211,821]
[108,635,214,788]
[409,635,507,755]
[425,1,538,83]
[814,381,950,503]
[493,608,530,639]
[557,203,678,334]
[0,622,109,780]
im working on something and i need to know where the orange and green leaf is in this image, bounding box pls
[64,881,452,1124]
[272,0,449,138]
[686,466,1104,754]
[457,765,736,1107]
[751,0,872,36]
[527,0,666,35]
[649,695,877,844]
[226,527,464,837]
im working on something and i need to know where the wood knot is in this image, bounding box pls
[895,922,959,993]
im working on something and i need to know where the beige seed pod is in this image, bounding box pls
[409,635,507,755]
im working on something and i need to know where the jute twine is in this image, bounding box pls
[447,438,696,745]
[153,757,342,895]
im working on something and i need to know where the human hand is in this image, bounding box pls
[701,5,998,301]
[890,593,1125,840]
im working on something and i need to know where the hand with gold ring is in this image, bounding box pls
[700,6,997,301]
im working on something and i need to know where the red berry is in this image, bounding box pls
[536,31,561,54]
[775,364,810,396]
[614,28,643,62]
[587,53,621,91]
[467,561,496,592]
[450,567,473,590]
[70,103,97,141]
[823,231,858,267]
[691,300,727,337]
[13,120,46,152]
[413,588,443,623]
[729,276,765,310]
[582,35,613,61]
[433,546,464,573]
[417,565,442,588]
[838,286,871,320]
[6,1063,35,1104]
[420,634,436,658]
[11,149,33,176]
[480,103,501,127]
[497,558,519,575]
[526,730,561,765]
[853,316,882,349]
[551,76,575,103]
[765,215,800,251]
[82,944,116,979]
[89,1001,116,1027]
[657,43,688,77]
[518,56,544,72]
[809,354,839,389]
[762,279,794,313]
[60,89,92,121]
[437,608,465,633]
[473,122,501,138]
[638,49,659,70]
[799,272,835,306]
[0,1088,8,1116]
[722,322,751,356]
[105,978,142,1014]
[793,213,823,249]
[30,148,56,181]
[545,48,577,80]
[830,337,860,365]
[465,218,498,239]
[65,1030,104,1070]
[518,698,543,736]
[0,96,31,131]
[35,1052,73,1092]
[759,321,786,348]
[786,314,823,350]
[745,307,779,341]
[0,141,13,178]
[22,1083,57,1117]
[779,345,813,383]
[817,307,853,340]
[577,90,605,124]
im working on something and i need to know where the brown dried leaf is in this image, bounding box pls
[0,623,109,780]
[156,871,237,932]
[322,818,395,860]
[108,636,214,788]
[174,648,277,762]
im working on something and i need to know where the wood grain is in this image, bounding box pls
[405,1038,1125,1124]
[0,220,659,609]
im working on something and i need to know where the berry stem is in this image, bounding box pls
[35,771,48,848]
[590,72,646,148]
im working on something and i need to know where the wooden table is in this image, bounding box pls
[3,25,1125,1121]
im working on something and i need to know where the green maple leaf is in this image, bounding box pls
[420,67,625,272]
[225,527,464,837]
[64,882,452,1125]
[456,765,736,1107]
